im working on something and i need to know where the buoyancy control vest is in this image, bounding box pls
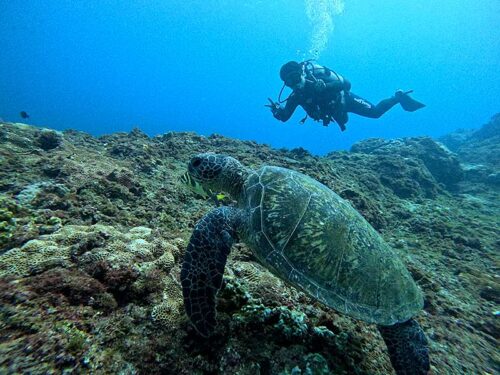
[301,62,347,127]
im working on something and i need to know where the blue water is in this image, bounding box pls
[1,0,499,155]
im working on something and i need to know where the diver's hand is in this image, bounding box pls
[271,106,283,120]
[314,79,326,91]
[265,98,281,117]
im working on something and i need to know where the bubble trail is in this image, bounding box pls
[305,0,345,59]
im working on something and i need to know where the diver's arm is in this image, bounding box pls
[273,94,299,122]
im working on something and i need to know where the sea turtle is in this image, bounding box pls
[180,153,429,375]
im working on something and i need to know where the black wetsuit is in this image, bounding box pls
[344,92,399,119]
[274,65,347,125]
[274,65,399,130]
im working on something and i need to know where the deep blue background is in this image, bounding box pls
[1,0,499,154]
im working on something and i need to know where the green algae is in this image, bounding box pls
[0,196,17,248]
[56,322,88,354]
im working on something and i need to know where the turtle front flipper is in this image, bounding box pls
[180,206,242,337]
[378,319,430,375]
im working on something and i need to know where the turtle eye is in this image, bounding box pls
[191,157,202,168]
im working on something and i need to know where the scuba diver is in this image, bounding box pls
[266,60,425,131]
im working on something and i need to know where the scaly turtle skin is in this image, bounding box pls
[181,153,429,375]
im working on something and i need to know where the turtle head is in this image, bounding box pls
[188,153,248,199]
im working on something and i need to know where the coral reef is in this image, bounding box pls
[0,117,498,374]
[440,113,500,187]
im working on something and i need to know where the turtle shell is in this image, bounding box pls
[242,166,423,325]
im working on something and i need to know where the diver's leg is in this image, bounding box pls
[345,92,398,119]
[334,112,348,131]
[330,92,349,131]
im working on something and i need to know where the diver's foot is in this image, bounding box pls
[395,89,413,100]
[395,89,425,112]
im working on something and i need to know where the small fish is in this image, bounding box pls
[210,193,227,207]
[180,171,227,205]
[215,193,226,201]
[180,171,210,198]
[20,111,30,119]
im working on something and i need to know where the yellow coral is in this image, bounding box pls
[154,251,175,272]
[78,250,110,266]
[107,239,128,253]
[127,226,152,240]
[150,238,168,258]
[0,224,166,278]
[134,261,156,276]
[151,276,184,328]
[163,273,183,302]
[127,239,154,260]
[0,239,70,276]
[20,239,57,253]
[28,257,72,275]
[151,272,185,328]
[52,225,92,244]
[235,261,284,297]
[151,301,181,325]
[170,237,185,259]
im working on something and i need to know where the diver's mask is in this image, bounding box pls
[284,65,306,89]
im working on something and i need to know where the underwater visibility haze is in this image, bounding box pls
[0,1,499,374]
[1,0,499,154]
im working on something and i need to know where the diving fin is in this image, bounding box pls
[396,90,426,112]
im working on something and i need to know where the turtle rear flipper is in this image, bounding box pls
[180,207,241,337]
[378,319,430,375]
